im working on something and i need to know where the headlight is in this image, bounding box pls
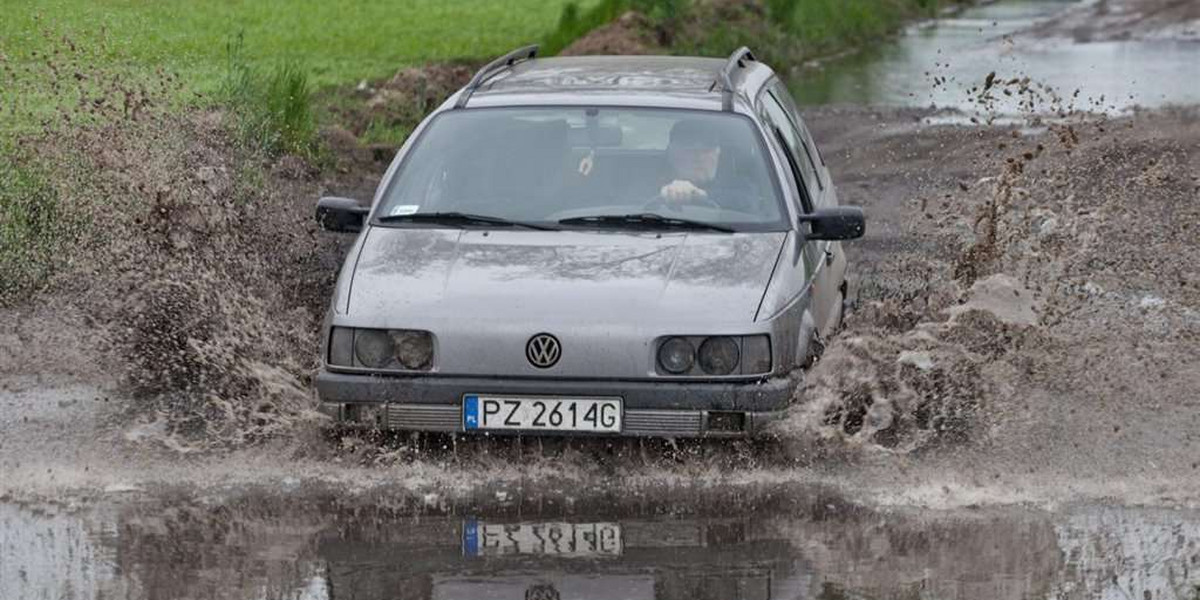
[698,336,740,375]
[657,337,695,374]
[328,327,435,371]
[392,330,433,370]
[654,335,771,376]
[354,329,394,368]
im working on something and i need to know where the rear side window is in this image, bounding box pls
[767,85,825,192]
[758,92,819,211]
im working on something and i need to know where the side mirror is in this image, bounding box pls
[316,196,370,233]
[798,206,865,241]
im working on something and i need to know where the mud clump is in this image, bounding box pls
[560,11,664,56]
[112,270,315,443]
[775,274,1039,455]
[321,62,473,148]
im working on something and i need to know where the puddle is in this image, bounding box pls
[3,494,1199,599]
[794,0,1200,114]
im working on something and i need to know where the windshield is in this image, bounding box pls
[376,107,785,230]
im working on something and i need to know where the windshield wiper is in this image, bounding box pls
[558,213,735,233]
[377,211,558,230]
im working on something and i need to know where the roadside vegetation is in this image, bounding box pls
[767,0,947,49]
[324,0,966,147]
[543,0,687,53]
[546,0,959,58]
[1,0,964,146]
[220,35,320,159]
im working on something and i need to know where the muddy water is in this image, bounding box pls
[794,0,1200,113]
[3,493,1199,600]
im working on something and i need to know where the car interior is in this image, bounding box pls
[388,113,782,224]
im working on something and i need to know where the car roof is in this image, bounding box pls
[460,55,776,112]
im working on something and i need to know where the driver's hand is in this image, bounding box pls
[660,179,708,204]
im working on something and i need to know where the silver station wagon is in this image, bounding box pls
[315,46,865,437]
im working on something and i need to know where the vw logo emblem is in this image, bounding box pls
[526,333,561,368]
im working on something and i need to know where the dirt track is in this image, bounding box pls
[1,0,1199,514]
[1026,0,1200,42]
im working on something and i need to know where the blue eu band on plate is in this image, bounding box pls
[463,520,623,557]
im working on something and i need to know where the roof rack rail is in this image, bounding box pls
[719,47,756,111]
[454,44,540,109]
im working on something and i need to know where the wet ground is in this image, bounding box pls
[2,0,1200,598]
[4,490,1200,599]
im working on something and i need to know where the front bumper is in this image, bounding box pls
[315,369,798,437]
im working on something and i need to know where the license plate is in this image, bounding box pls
[463,395,622,433]
[463,520,623,557]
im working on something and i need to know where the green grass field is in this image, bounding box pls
[779,0,943,51]
[1,0,586,100]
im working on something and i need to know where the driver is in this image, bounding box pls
[659,119,722,205]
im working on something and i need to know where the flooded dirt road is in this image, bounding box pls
[4,490,1199,599]
[795,0,1200,115]
[1,0,1199,597]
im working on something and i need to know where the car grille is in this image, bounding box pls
[622,410,703,436]
[381,404,706,436]
[386,404,460,431]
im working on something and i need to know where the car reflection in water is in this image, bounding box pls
[7,496,1200,600]
[321,517,806,600]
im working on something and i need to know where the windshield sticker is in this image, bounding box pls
[389,204,420,216]
[578,149,595,176]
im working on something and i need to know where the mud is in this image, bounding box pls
[318,61,475,155]
[1,2,1200,595]
[1,112,336,447]
[560,11,663,56]
[1025,0,1200,42]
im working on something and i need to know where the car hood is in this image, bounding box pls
[345,227,786,328]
